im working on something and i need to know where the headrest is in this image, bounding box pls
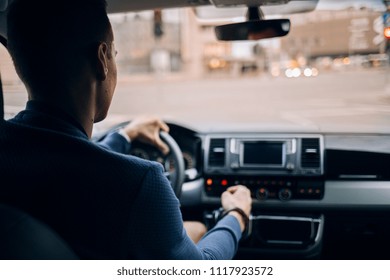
[0,0,8,12]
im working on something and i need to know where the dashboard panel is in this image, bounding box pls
[118,122,390,210]
[160,123,390,259]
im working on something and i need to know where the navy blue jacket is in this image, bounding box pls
[0,100,241,259]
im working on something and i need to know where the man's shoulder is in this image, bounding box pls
[91,142,166,182]
[103,148,162,172]
[0,120,164,184]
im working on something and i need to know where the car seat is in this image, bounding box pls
[0,203,78,259]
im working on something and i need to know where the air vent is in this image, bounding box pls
[301,138,320,168]
[208,138,226,167]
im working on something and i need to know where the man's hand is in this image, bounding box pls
[221,185,252,232]
[122,116,170,155]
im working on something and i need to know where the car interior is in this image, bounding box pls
[1,0,390,260]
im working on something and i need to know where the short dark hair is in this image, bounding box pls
[7,0,110,93]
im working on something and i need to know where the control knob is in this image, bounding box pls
[256,188,269,201]
[278,188,292,201]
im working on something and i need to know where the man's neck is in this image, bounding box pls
[29,96,94,138]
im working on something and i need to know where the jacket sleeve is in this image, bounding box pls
[96,131,131,154]
[127,162,242,260]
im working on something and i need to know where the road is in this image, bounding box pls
[4,68,390,134]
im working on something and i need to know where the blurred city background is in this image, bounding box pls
[108,2,390,79]
[2,2,390,83]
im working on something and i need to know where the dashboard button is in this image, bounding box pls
[278,188,292,201]
[256,188,269,200]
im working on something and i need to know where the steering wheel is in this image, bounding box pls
[94,122,185,198]
[158,131,185,198]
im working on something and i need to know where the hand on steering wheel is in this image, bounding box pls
[121,116,170,155]
[95,117,185,198]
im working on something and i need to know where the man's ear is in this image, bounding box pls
[96,42,109,81]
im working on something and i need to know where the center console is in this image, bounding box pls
[203,134,325,201]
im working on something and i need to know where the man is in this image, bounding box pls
[0,0,252,259]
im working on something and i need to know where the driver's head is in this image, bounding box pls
[7,0,117,122]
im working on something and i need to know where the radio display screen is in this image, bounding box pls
[243,141,284,166]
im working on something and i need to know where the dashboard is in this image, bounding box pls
[125,122,390,259]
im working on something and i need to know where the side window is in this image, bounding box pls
[0,43,27,119]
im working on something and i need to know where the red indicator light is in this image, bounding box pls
[221,179,228,186]
[385,27,390,39]
[206,179,213,186]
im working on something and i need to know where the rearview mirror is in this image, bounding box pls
[215,18,291,41]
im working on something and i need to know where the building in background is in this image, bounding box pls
[110,10,182,75]
[280,8,386,72]
[194,7,387,77]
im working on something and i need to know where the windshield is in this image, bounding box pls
[1,2,390,134]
